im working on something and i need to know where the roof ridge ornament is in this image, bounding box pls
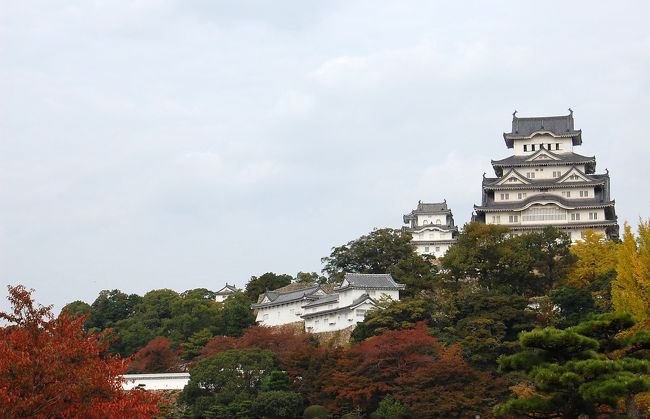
[513,110,519,133]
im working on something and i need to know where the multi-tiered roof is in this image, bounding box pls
[474,111,619,240]
[402,200,458,257]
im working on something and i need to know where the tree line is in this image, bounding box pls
[1,220,649,417]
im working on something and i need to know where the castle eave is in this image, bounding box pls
[474,197,616,212]
[508,220,618,231]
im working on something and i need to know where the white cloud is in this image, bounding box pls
[273,90,314,119]
[176,151,281,186]
[311,41,506,89]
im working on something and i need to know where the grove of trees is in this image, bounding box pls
[0,285,162,418]
[2,220,649,417]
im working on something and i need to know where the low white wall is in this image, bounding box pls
[122,373,190,391]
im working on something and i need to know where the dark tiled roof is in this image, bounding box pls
[410,239,458,245]
[414,201,449,213]
[490,152,595,179]
[302,293,339,309]
[508,220,619,231]
[404,224,458,233]
[503,112,582,147]
[251,284,321,309]
[483,171,608,190]
[474,194,615,212]
[491,151,595,167]
[216,284,240,295]
[301,293,373,319]
[336,273,405,290]
[403,200,456,226]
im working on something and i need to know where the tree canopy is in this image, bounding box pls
[326,323,508,417]
[180,348,303,418]
[321,228,415,278]
[0,285,161,418]
[321,228,436,295]
[496,312,650,418]
[613,220,650,331]
[442,223,574,296]
[244,272,293,301]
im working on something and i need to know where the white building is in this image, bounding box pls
[251,274,405,334]
[251,284,328,327]
[403,200,458,258]
[474,111,619,241]
[122,373,190,391]
[302,273,405,333]
[215,283,240,303]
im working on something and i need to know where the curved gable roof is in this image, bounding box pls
[503,112,582,148]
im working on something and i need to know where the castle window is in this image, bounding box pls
[547,144,552,150]
[518,192,527,199]
[500,193,509,200]
[424,246,430,253]
[526,172,535,179]
[531,145,536,151]
[553,171,561,178]
[524,145,528,152]
[435,246,440,252]
[509,215,519,223]
[571,213,581,221]
[522,206,567,222]
[580,190,589,197]
[589,212,598,220]
[508,177,517,182]
[555,143,560,150]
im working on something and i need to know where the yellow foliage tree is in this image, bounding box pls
[612,220,650,330]
[568,229,618,288]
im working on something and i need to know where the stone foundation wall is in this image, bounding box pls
[269,322,356,347]
[312,325,356,347]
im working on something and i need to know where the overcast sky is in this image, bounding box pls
[1,1,649,311]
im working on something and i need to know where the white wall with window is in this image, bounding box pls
[255,300,308,326]
[521,205,568,224]
[512,136,574,156]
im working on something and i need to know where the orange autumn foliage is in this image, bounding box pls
[128,336,183,373]
[199,325,342,406]
[324,322,508,417]
[0,285,161,419]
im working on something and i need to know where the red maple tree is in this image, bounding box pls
[0,285,161,418]
[199,325,342,406]
[128,336,183,373]
[324,322,508,417]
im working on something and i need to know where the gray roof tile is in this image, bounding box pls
[503,112,582,147]
[491,151,594,167]
[336,273,405,290]
[474,194,615,212]
[251,285,321,309]
[301,293,373,319]
[302,293,339,308]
